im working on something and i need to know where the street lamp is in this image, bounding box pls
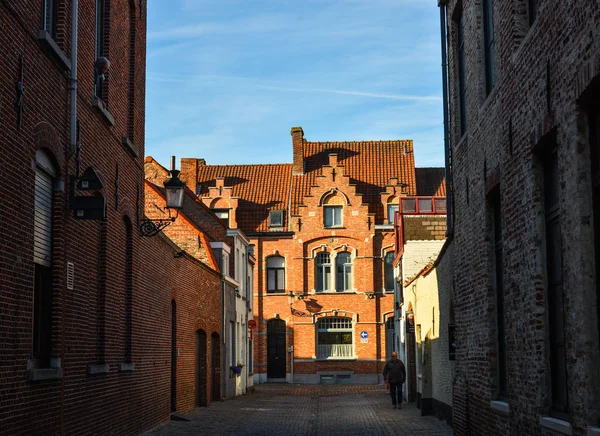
[140,157,186,237]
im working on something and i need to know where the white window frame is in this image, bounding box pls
[316,252,332,292]
[387,204,399,224]
[335,252,352,292]
[269,210,284,228]
[316,317,354,360]
[324,205,343,228]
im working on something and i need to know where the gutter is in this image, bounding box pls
[68,0,78,157]
[438,0,453,236]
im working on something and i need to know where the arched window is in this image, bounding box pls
[384,252,395,291]
[33,149,57,366]
[315,252,331,292]
[323,193,344,228]
[267,256,285,293]
[316,317,353,359]
[335,252,352,292]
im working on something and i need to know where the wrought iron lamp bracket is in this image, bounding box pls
[139,210,179,237]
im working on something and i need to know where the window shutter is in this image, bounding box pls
[33,169,53,266]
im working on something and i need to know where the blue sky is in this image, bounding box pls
[145,0,444,168]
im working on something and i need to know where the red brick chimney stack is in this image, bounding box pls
[291,126,305,175]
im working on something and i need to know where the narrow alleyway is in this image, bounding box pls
[144,385,453,436]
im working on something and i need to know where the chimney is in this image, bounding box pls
[291,126,304,175]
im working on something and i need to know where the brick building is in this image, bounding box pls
[0,0,185,434]
[179,128,445,385]
[145,156,254,403]
[438,0,600,434]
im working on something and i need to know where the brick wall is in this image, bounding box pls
[442,0,600,434]
[250,161,396,384]
[0,1,188,434]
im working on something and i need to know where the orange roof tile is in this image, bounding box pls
[415,168,446,197]
[192,135,442,234]
[196,164,292,232]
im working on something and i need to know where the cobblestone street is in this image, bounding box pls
[144,385,454,436]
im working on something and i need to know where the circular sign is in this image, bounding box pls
[248,320,257,330]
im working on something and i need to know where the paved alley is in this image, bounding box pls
[144,385,454,436]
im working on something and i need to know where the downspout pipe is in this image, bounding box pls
[68,0,78,157]
[438,0,453,236]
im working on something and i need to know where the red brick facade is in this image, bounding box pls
[181,128,445,384]
[0,1,192,434]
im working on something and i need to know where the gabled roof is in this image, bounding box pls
[145,181,220,271]
[196,164,292,232]
[415,168,446,197]
[293,140,416,219]
[191,131,444,234]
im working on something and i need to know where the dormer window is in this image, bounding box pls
[387,204,399,224]
[269,210,283,228]
[213,209,229,227]
[324,206,342,228]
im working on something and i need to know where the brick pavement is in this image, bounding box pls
[144,385,454,436]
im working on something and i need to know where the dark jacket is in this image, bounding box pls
[383,358,406,383]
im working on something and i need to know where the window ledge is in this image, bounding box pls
[87,363,110,375]
[121,137,139,157]
[37,30,71,70]
[118,362,135,372]
[539,417,572,435]
[92,97,115,125]
[375,225,395,230]
[490,400,510,415]
[588,426,600,435]
[29,367,63,381]
[315,357,357,361]
[324,226,345,230]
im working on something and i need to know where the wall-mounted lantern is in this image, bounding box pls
[140,156,185,237]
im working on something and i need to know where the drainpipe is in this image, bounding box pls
[438,0,453,236]
[68,0,78,157]
[221,278,226,401]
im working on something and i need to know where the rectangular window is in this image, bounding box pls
[434,198,447,212]
[384,252,395,292]
[543,141,568,418]
[43,0,58,38]
[230,321,235,367]
[316,253,332,292]
[324,206,342,227]
[95,0,106,99]
[489,187,507,397]
[387,204,399,224]
[401,198,416,213]
[267,256,285,293]
[335,253,352,292]
[316,317,353,359]
[213,209,229,227]
[269,210,283,227]
[456,10,467,136]
[418,198,433,213]
[483,0,496,94]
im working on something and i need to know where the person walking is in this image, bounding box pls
[383,351,406,409]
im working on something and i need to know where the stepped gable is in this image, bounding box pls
[292,140,416,222]
[415,167,446,197]
[196,163,293,233]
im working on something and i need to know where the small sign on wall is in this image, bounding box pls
[360,331,368,343]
